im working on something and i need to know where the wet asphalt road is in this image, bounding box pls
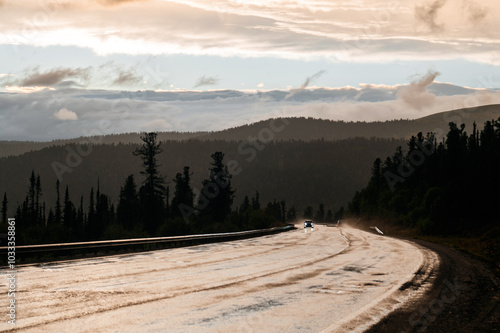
[1,225,439,332]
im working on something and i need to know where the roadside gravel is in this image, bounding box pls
[366,237,500,332]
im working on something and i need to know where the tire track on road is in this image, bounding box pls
[9,228,350,332]
[6,226,434,333]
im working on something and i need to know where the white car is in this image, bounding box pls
[304,220,314,230]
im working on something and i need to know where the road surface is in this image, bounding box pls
[0,225,439,332]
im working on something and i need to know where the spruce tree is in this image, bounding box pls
[198,152,234,224]
[63,186,77,238]
[251,191,260,210]
[35,174,42,224]
[86,187,96,239]
[54,179,62,225]
[28,170,36,223]
[303,206,313,219]
[315,203,325,222]
[286,206,296,222]
[171,166,194,219]
[117,174,140,229]
[134,132,166,233]
[1,192,7,223]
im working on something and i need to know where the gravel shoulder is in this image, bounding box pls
[366,236,500,333]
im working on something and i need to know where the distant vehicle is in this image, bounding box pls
[304,220,314,230]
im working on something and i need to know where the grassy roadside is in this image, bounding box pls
[341,218,500,278]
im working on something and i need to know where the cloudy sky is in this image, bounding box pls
[1,0,499,140]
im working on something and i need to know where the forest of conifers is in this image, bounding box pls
[2,114,500,246]
[348,119,500,236]
[1,134,306,245]
[0,133,403,245]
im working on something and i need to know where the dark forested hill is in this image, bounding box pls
[2,104,498,158]
[0,132,208,158]
[201,104,500,142]
[2,104,499,235]
[0,137,404,221]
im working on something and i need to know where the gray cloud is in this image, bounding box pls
[415,0,447,32]
[398,70,440,110]
[112,69,143,86]
[194,75,219,88]
[1,82,498,141]
[285,70,326,99]
[465,0,488,24]
[16,67,91,87]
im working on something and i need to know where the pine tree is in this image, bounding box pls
[95,184,111,238]
[325,209,333,222]
[198,152,235,224]
[334,207,344,221]
[63,186,77,237]
[251,191,260,210]
[240,195,250,213]
[46,208,54,226]
[54,179,62,225]
[41,202,46,227]
[265,200,282,222]
[165,185,170,218]
[171,166,194,219]
[280,201,286,224]
[303,206,313,219]
[77,195,84,231]
[315,203,325,222]
[1,192,7,223]
[134,132,166,199]
[24,171,43,225]
[28,170,36,223]
[117,174,140,229]
[134,132,166,233]
[35,174,42,224]
[86,187,96,239]
[286,206,296,222]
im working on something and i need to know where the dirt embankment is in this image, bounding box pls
[366,236,500,332]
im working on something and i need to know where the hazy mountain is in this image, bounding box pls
[0,132,208,159]
[1,104,498,158]
[198,104,500,141]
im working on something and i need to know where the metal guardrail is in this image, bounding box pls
[0,225,295,264]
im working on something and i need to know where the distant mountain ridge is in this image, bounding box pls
[1,104,499,158]
[200,104,500,141]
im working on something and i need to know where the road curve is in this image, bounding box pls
[0,225,438,332]
[366,237,500,333]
